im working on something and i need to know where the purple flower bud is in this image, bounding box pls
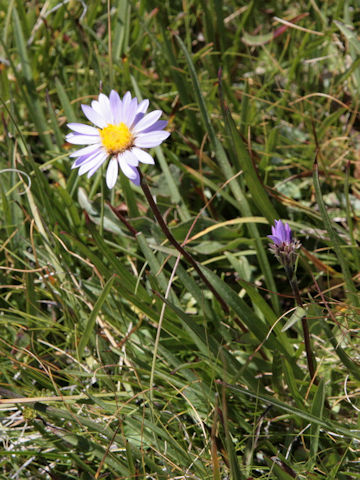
[268,219,292,246]
[268,220,301,272]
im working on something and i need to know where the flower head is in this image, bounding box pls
[66,91,170,188]
[268,219,292,245]
[268,220,301,271]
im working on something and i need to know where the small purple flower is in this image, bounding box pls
[268,220,300,271]
[268,219,292,246]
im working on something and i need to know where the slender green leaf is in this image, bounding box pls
[220,381,360,441]
[78,275,115,357]
[223,106,278,223]
[12,8,52,150]
[309,378,326,462]
[282,306,307,332]
[313,160,358,306]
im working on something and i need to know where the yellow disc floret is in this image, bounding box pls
[99,123,133,154]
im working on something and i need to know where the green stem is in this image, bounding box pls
[99,170,105,236]
[286,267,316,381]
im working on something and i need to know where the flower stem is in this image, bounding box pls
[140,176,229,313]
[286,267,316,381]
[107,202,139,237]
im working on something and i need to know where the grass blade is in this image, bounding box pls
[222,106,278,223]
[313,159,358,306]
[220,380,360,441]
[78,275,115,357]
[12,8,52,150]
[309,378,326,463]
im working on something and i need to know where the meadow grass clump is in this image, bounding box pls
[1,1,360,478]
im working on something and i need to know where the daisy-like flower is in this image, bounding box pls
[66,91,170,188]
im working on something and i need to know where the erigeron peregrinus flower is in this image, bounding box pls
[66,91,170,188]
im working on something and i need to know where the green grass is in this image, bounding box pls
[1,0,360,478]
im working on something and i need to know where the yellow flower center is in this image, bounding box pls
[99,123,133,154]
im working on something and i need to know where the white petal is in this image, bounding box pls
[132,110,162,134]
[134,131,170,148]
[132,112,145,129]
[81,104,107,128]
[110,90,122,124]
[91,97,111,123]
[66,133,101,145]
[130,167,140,186]
[137,99,149,114]
[69,143,103,158]
[91,100,102,115]
[125,98,138,126]
[72,148,103,168]
[131,147,155,165]
[86,153,108,177]
[141,120,167,133]
[122,91,131,105]
[118,154,138,180]
[122,149,139,167]
[67,123,99,135]
[88,161,106,178]
[78,151,108,176]
[119,91,131,122]
[97,93,112,122]
[87,166,101,178]
[106,158,119,189]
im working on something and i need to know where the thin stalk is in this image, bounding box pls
[99,170,105,236]
[285,266,316,381]
[107,202,138,237]
[107,0,113,89]
[140,175,229,313]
